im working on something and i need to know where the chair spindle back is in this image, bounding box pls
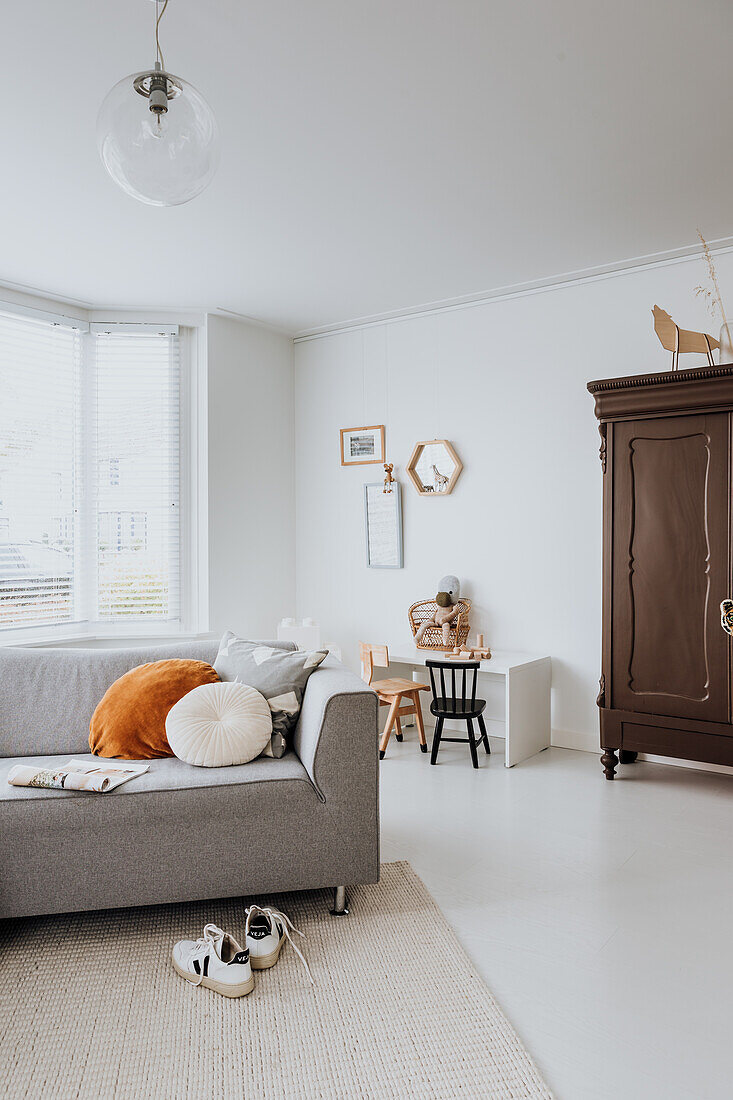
[426,658,480,714]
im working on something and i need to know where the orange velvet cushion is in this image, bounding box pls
[89,660,220,760]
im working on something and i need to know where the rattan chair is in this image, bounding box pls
[408,598,471,650]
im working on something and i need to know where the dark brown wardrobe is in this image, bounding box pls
[588,365,733,778]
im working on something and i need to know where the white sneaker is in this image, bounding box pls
[245,905,314,983]
[172,923,255,997]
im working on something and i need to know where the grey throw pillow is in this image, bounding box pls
[214,631,328,758]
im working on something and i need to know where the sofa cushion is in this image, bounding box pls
[0,749,325,919]
[0,640,295,759]
[89,660,220,760]
[214,631,328,757]
[0,750,311,802]
[166,681,272,767]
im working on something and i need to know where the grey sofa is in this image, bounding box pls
[0,640,379,920]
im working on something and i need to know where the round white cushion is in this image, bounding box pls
[166,681,272,767]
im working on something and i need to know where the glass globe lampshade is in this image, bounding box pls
[97,68,219,206]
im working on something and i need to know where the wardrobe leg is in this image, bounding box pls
[619,750,638,764]
[601,747,619,780]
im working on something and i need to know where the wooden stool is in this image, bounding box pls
[360,643,430,759]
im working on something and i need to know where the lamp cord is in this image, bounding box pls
[155,0,169,70]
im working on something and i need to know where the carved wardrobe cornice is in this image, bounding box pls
[588,363,733,421]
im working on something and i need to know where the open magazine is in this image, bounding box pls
[7,758,149,794]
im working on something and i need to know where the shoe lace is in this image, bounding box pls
[245,905,314,984]
[186,923,227,986]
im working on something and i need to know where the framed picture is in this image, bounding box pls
[340,424,385,466]
[364,482,403,569]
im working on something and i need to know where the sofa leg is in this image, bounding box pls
[330,886,349,916]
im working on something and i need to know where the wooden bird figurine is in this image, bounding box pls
[652,305,719,370]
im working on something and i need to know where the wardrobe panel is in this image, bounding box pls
[611,413,730,723]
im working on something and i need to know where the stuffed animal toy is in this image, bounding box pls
[414,575,462,647]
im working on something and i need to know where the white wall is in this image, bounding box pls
[207,314,295,639]
[294,253,733,751]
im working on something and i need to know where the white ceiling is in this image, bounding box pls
[3,0,733,333]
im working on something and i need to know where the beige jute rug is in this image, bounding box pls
[0,861,552,1099]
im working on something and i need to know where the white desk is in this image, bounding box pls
[386,645,552,767]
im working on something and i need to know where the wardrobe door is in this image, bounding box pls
[611,413,730,722]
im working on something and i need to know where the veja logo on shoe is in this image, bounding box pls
[248,925,282,940]
[231,950,250,965]
[247,915,276,940]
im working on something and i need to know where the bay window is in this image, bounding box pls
[0,306,194,639]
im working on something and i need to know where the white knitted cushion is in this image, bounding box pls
[166,681,272,767]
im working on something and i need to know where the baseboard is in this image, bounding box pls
[551,727,733,777]
[551,728,598,753]
[637,754,733,777]
[480,717,505,738]
[417,715,506,737]
[408,719,733,776]
[418,720,598,752]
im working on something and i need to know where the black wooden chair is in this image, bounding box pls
[426,658,490,769]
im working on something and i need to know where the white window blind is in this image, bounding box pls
[94,333,180,622]
[0,313,81,628]
[0,310,183,635]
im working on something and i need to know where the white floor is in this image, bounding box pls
[379,732,733,1100]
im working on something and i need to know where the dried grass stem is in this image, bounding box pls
[697,230,729,331]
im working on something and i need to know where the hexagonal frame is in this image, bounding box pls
[406,439,463,496]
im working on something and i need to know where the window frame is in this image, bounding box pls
[0,299,207,646]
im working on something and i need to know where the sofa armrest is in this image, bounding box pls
[292,657,378,805]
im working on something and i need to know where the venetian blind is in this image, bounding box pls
[0,312,183,634]
[94,331,181,622]
[0,312,81,628]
